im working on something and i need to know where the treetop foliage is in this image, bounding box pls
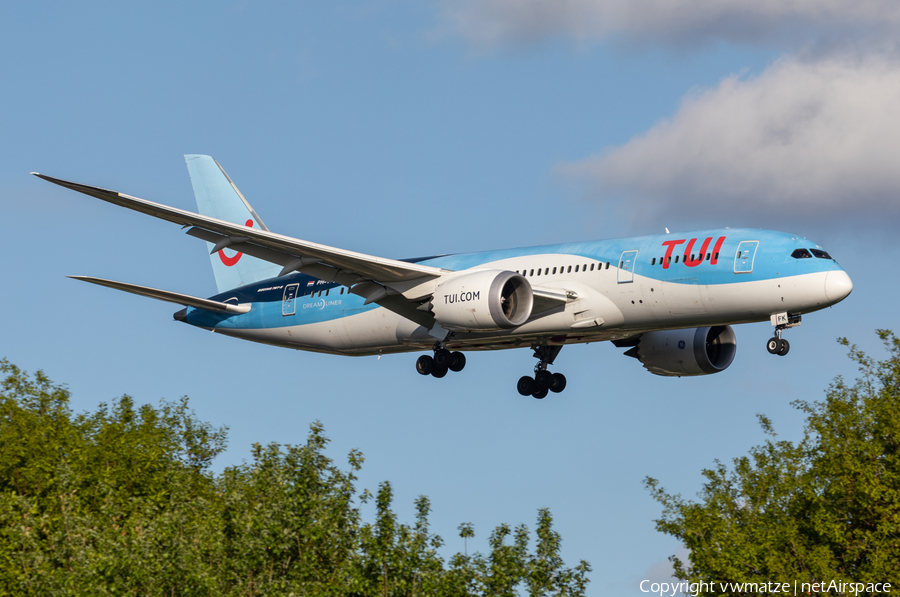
[0,359,590,596]
[645,331,900,594]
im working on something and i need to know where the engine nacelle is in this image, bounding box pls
[625,326,737,377]
[431,270,533,332]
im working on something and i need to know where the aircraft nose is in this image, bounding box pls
[824,269,853,304]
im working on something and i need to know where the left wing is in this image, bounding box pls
[33,173,446,318]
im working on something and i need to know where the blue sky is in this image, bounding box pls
[2,2,898,594]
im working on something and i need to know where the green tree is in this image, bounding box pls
[0,359,227,596]
[0,359,591,596]
[216,425,364,595]
[645,331,900,594]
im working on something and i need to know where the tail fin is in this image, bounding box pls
[185,155,281,293]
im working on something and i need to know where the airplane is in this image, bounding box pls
[33,155,853,398]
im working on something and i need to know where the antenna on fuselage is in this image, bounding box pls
[665,227,670,234]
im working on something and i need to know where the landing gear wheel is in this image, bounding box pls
[549,372,567,393]
[766,337,781,354]
[532,386,549,399]
[416,355,434,375]
[517,376,535,396]
[434,349,453,368]
[448,351,466,372]
[431,364,449,378]
[535,370,553,389]
[776,338,790,356]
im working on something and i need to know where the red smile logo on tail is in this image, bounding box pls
[218,219,254,266]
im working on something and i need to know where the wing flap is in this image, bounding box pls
[69,276,251,314]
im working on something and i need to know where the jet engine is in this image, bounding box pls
[431,270,533,332]
[621,326,737,377]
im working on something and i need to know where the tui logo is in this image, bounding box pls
[218,219,254,266]
[660,236,726,269]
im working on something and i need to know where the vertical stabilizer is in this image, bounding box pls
[185,155,281,293]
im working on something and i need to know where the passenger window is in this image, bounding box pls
[606,262,610,269]
[529,269,534,276]
[340,287,344,294]
[537,269,541,276]
[714,252,719,260]
[575,265,579,272]
[590,263,595,271]
[552,267,557,274]
[791,249,812,259]
[706,253,711,261]
[325,289,329,296]
[545,268,549,275]
[567,265,572,273]
[651,258,656,265]
[810,249,832,259]
[675,255,679,263]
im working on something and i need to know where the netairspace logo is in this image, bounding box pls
[639,579,892,596]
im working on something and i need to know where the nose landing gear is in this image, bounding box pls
[416,344,466,378]
[767,313,801,357]
[766,335,790,356]
[517,345,567,399]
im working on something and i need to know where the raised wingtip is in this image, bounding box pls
[30,172,40,176]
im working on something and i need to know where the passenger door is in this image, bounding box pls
[282,283,299,316]
[734,241,759,274]
[617,250,638,283]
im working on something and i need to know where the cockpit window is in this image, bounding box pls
[811,249,832,260]
[791,248,812,259]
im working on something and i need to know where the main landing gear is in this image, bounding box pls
[766,313,801,357]
[416,344,466,379]
[517,345,567,399]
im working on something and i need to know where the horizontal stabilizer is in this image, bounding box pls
[69,276,251,314]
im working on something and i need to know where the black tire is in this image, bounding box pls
[777,338,790,356]
[766,337,781,354]
[416,355,434,375]
[535,370,552,388]
[532,386,549,399]
[431,364,449,378]
[448,351,466,372]
[434,348,453,368]
[517,376,535,396]
[549,372,567,393]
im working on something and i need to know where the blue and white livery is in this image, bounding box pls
[33,156,853,398]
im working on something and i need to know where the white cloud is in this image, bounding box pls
[440,0,900,48]
[559,53,900,228]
